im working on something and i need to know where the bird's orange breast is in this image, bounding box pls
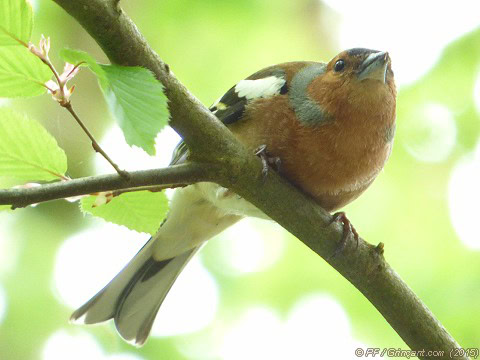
[231,82,396,211]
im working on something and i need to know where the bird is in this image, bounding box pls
[71,48,397,346]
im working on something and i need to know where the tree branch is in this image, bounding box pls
[49,0,467,358]
[0,162,214,208]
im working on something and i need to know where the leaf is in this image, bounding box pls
[61,48,170,154]
[0,107,67,182]
[80,191,168,235]
[59,47,107,86]
[101,65,169,155]
[0,1,50,98]
[0,46,51,97]
[0,0,33,46]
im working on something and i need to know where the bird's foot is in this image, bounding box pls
[254,145,281,180]
[328,211,359,259]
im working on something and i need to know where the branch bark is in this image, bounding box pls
[0,163,214,208]
[41,0,468,358]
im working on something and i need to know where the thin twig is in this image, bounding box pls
[63,103,130,179]
[12,30,130,180]
[41,57,62,86]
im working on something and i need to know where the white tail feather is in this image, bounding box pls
[114,248,198,345]
[71,184,245,346]
[70,238,198,346]
[70,238,156,325]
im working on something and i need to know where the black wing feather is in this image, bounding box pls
[170,67,288,165]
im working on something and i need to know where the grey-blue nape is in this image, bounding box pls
[289,63,332,127]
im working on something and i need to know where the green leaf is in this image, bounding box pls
[101,65,169,155]
[0,107,67,182]
[59,47,107,86]
[80,191,168,235]
[0,46,51,97]
[0,0,33,46]
[61,49,170,154]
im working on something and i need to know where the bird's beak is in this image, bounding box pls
[357,51,389,83]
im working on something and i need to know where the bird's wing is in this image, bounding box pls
[170,66,289,165]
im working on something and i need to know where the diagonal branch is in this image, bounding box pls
[50,0,467,358]
[0,162,215,209]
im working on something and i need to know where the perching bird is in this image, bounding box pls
[71,48,397,346]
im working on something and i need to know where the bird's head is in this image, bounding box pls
[330,48,393,83]
[309,48,396,121]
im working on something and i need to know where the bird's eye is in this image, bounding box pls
[334,59,345,72]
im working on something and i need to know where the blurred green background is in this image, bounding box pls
[1,0,480,359]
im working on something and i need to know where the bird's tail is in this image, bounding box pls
[70,238,199,346]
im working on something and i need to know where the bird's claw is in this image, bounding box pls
[328,211,359,259]
[254,145,281,181]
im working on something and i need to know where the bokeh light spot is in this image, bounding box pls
[404,103,456,163]
[151,257,219,337]
[285,293,355,359]
[42,330,104,360]
[95,126,181,173]
[220,307,284,360]
[42,330,144,360]
[473,71,480,115]
[54,221,148,308]
[0,284,7,325]
[210,218,286,276]
[321,0,480,85]
[448,141,480,249]
[106,354,145,360]
[218,295,361,359]
[0,213,21,276]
